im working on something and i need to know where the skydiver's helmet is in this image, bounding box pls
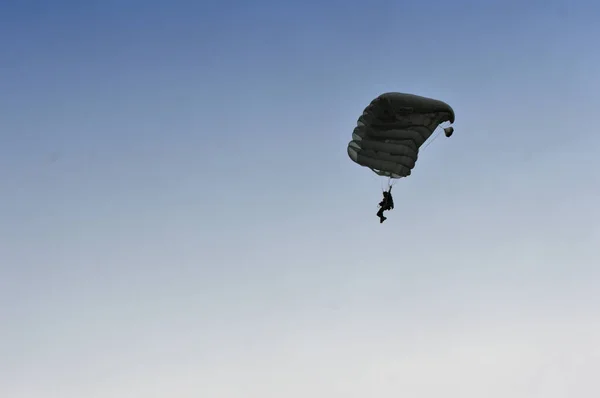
[444,127,454,137]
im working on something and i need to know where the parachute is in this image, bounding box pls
[347,92,455,179]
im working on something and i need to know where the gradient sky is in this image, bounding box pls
[1,1,599,397]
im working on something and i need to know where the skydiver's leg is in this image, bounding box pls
[377,208,386,223]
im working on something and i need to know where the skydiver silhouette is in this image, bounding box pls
[377,187,394,223]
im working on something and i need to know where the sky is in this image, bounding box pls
[1,0,599,397]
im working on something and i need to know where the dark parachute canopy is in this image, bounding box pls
[347,92,455,179]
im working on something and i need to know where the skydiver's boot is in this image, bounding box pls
[380,215,387,223]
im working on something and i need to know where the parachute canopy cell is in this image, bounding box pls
[347,92,455,179]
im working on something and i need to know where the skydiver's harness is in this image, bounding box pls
[379,185,394,211]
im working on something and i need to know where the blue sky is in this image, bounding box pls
[1,1,599,397]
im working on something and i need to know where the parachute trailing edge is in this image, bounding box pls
[347,92,455,179]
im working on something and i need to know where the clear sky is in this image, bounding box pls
[1,1,599,397]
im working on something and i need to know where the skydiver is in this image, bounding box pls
[376,187,394,223]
